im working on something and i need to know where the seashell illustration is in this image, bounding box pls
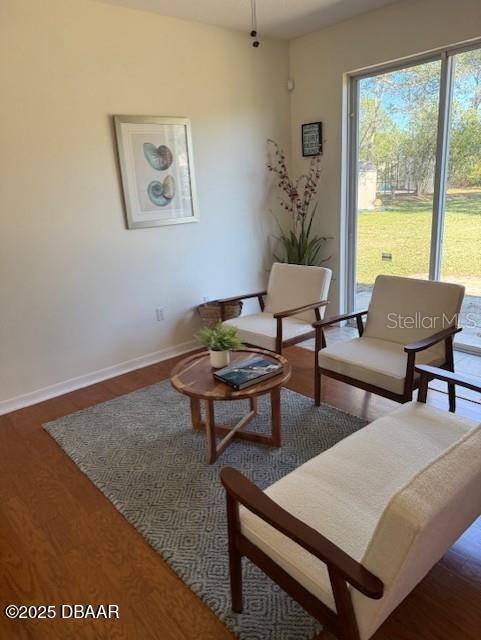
[163,175,175,200]
[143,143,173,171]
[147,180,169,207]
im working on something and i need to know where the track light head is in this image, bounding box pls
[250,0,260,48]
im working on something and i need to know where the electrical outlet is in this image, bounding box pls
[155,308,164,321]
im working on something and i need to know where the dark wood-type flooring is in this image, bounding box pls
[1,345,480,639]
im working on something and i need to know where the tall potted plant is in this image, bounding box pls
[267,139,330,265]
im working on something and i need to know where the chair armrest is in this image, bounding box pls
[416,365,481,393]
[404,326,461,353]
[273,300,329,319]
[220,467,384,600]
[312,310,368,329]
[215,291,267,305]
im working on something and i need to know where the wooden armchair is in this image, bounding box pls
[221,367,481,640]
[313,275,465,411]
[214,263,332,354]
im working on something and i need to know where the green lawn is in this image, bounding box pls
[357,189,481,291]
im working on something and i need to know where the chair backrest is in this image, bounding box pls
[352,422,481,640]
[264,263,332,322]
[363,275,465,356]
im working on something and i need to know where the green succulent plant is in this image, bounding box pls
[196,324,243,352]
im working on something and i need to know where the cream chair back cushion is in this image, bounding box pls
[352,423,481,640]
[363,275,465,357]
[264,263,332,322]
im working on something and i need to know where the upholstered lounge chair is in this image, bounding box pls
[221,366,481,640]
[314,275,465,411]
[216,262,332,354]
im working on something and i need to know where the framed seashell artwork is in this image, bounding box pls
[114,116,199,228]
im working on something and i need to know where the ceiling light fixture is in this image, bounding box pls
[250,0,260,47]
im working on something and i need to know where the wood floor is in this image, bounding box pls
[1,345,480,640]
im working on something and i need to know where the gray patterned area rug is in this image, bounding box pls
[44,381,367,640]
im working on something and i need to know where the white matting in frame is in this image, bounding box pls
[114,116,200,229]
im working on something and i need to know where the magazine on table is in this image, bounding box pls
[213,357,283,390]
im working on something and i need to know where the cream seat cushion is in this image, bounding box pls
[264,263,332,323]
[363,275,465,358]
[355,413,481,639]
[240,402,481,640]
[223,313,313,352]
[318,336,445,395]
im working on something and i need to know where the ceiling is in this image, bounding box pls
[97,0,400,40]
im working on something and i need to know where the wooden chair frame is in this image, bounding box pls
[220,466,384,640]
[313,310,461,411]
[221,367,481,640]
[215,291,329,354]
[416,363,481,402]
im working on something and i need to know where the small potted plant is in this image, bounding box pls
[196,324,243,368]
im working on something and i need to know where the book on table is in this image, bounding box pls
[213,357,283,390]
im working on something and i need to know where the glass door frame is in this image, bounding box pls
[346,38,481,355]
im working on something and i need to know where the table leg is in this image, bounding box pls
[205,399,218,464]
[270,387,281,447]
[191,391,282,462]
[190,398,202,430]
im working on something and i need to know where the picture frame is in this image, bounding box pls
[114,115,200,229]
[302,122,323,157]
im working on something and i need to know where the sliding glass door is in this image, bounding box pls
[439,48,481,349]
[354,60,441,310]
[349,44,481,352]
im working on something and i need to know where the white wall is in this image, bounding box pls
[0,0,290,409]
[289,0,481,312]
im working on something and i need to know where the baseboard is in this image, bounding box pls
[0,340,198,416]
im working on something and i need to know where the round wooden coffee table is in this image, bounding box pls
[170,348,292,464]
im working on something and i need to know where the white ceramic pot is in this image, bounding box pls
[209,349,230,368]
